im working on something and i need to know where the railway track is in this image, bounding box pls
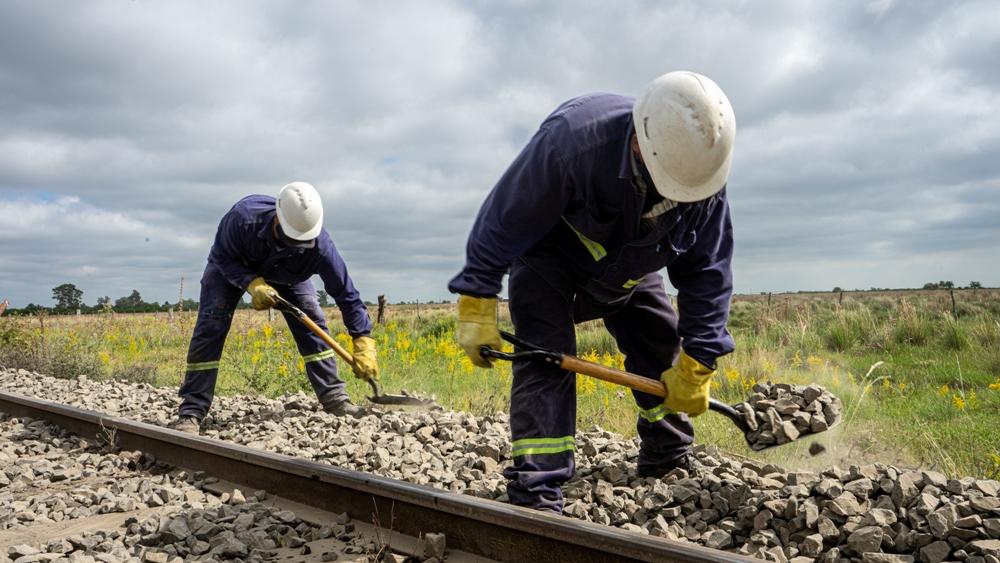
[0,391,752,563]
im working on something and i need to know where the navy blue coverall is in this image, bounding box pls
[178,195,372,419]
[448,94,735,513]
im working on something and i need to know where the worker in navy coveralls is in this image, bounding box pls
[172,182,378,433]
[449,72,737,513]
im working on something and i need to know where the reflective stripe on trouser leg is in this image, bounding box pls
[178,264,243,418]
[503,259,578,514]
[276,280,346,403]
[602,273,694,472]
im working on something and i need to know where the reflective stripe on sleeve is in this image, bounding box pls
[639,403,673,423]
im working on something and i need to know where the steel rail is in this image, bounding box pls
[0,391,753,563]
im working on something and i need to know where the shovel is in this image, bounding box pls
[480,330,802,452]
[272,295,434,408]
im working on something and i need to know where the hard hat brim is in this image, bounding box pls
[636,133,732,203]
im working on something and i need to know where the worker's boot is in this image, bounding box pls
[320,395,365,419]
[637,452,694,478]
[170,415,202,435]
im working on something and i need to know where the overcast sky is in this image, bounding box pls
[1,1,998,307]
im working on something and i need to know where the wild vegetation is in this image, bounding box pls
[1,289,998,479]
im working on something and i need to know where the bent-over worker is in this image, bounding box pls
[449,71,737,513]
[173,182,377,433]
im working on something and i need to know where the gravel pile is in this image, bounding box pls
[0,414,197,533]
[2,500,383,563]
[734,382,843,450]
[2,368,999,562]
[0,409,448,562]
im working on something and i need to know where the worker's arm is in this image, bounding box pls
[315,233,373,338]
[665,188,736,368]
[447,125,573,297]
[208,212,259,291]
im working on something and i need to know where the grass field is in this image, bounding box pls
[2,289,998,479]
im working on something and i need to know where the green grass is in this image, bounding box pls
[2,289,999,479]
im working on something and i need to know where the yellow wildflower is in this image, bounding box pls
[989,379,1000,391]
[613,353,626,370]
[600,352,617,369]
[724,368,740,382]
[460,356,474,374]
[938,384,950,396]
[336,333,352,349]
[951,395,966,410]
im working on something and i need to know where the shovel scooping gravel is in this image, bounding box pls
[481,330,840,451]
[272,295,437,408]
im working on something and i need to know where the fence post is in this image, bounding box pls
[178,277,185,314]
[377,295,386,324]
[950,288,958,318]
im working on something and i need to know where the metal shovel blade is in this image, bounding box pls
[365,379,438,408]
[710,398,840,452]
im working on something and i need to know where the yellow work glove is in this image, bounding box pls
[456,294,502,368]
[351,336,379,381]
[660,351,716,416]
[247,277,278,310]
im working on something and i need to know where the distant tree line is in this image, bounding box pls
[825,281,985,293]
[1,279,991,317]
[3,283,201,316]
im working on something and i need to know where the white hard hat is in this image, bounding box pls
[633,71,735,202]
[276,181,323,241]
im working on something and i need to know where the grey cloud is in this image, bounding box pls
[1,0,998,307]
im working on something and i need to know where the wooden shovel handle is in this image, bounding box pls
[291,310,357,369]
[558,355,667,398]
